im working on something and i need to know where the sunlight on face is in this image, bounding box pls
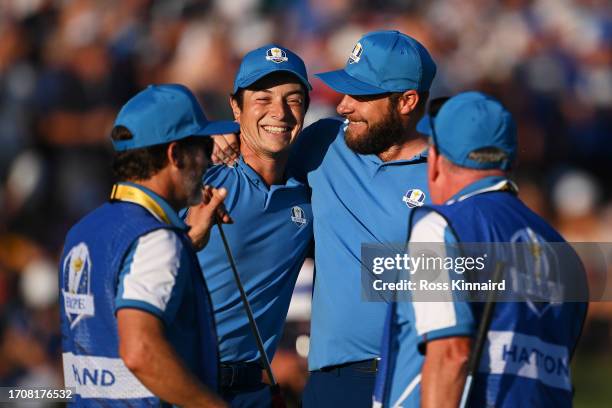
[233,73,307,158]
[337,94,404,155]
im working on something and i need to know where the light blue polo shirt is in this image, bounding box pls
[375,179,512,407]
[197,157,313,363]
[290,118,430,371]
[373,207,473,408]
[375,176,584,408]
[375,179,507,408]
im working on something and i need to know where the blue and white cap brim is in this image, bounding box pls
[315,69,388,95]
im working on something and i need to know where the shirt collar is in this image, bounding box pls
[236,156,305,191]
[236,156,267,190]
[338,124,429,167]
[115,181,188,230]
[446,176,518,205]
[365,147,429,167]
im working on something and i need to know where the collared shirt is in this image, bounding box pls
[375,176,585,408]
[197,157,313,362]
[114,181,189,229]
[290,118,430,370]
[61,181,219,402]
[115,182,193,323]
[446,176,518,205]
[374,177,511,408]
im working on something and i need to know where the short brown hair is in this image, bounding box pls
[111,126,213,181]
[111,126,169,181]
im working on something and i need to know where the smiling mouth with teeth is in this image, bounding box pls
[262,125,291,134]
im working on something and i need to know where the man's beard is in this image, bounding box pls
[344,107,405,155]
[185,175,203,206]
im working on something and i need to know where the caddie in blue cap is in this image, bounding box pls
[374,91,587,407]
[59,83,237,407]
[192,44,313,407]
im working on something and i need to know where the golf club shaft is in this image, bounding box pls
[215,218,278,386]
[459,261,504,408]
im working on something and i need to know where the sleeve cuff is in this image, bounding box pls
[115,299,167,324]
[418,323,475,353]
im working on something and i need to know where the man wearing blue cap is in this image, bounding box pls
[194,45,313,407]
[211,30,436,407]
[284,30,436,407]
[59,84,238,407]
[373,92,587,407]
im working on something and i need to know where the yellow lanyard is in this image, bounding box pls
[110,184,171,225]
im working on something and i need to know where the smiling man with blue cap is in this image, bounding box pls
[279,30,437,407]
[193,44,314,407]
[373,91,587,407]
[59,84,238,407]
[209,31,437,407]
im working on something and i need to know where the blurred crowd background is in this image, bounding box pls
[0,0,610,406]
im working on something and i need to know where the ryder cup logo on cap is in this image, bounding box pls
[348,42,363,64]
[112,84,239,151]
[402,189,426,208]
[316,30,436,95]
[431,91,517,170]
[266,47,288,63]
[233,44,312,93]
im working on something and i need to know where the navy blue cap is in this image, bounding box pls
[233,44,312,93]
[112,84,239,151]
[316,30,436,95]
[431,91,517,170]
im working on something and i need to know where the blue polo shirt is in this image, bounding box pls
[197,157,313,363]
[373,180,491,408]
[375,176,586,407]
[290,118,430,371]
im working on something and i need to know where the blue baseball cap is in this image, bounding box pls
[316,30,436,95]
[416,114,432,135]
[112,84,239,151]
[431,91,517,170]
[233,44,312,93]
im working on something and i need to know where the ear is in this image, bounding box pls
[230,96,241,122]
[427,145,440,185]
[396,90,419,115]
[167,141,183,169]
